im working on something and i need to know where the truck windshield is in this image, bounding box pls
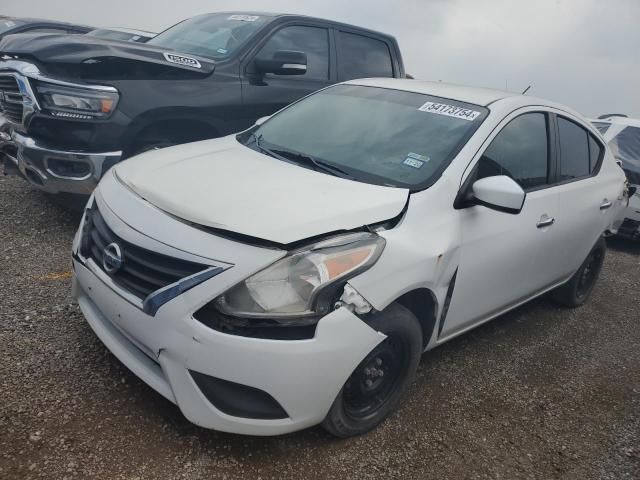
[248,84,488,189]
[148,13,270,59]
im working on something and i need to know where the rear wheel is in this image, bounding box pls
[551,237,606,307]
[321,304,422,437]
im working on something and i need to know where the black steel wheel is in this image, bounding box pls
[322,303,422,437]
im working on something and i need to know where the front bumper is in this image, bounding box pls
[71,210,385,435]
[6,131,121,194]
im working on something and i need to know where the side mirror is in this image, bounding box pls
[254,50,307,76]
[471,175,526,214]
[254,115,270,126]
[628,186,637,197]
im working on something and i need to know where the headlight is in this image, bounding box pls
[215,232,385,321]
[34,82,119,119]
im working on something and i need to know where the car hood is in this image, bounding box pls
[114,136,409,245]
[0,33,214,79]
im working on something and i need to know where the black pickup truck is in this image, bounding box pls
[0,12,405,196]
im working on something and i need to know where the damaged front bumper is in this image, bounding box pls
[4,131,121,194]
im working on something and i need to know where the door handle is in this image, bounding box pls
[536,216,555,228]
[600,199,612,210]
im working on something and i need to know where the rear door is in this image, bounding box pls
[441,110,564,339]
[241,23,335,120]
[551,115,617,277]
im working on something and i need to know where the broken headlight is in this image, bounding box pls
[214,233,385,321]
[35,82,119,119]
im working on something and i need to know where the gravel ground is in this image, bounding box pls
[1,173,639,480]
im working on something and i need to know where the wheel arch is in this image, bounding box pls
[392,288,439,349]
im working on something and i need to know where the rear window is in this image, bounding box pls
[339,32,393,80]
[592,122,610,135]
[609,126,640,170]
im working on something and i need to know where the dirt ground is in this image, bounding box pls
[1,174,638,479]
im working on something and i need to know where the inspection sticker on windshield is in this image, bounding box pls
[418,102,481,121]
[403,152,430,169]
[228,15,260,21]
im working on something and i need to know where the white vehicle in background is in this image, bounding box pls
[72,79,627,437]
[592,115,640,240]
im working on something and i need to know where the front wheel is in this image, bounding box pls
[551,237,606,307]
[322,304,422,437]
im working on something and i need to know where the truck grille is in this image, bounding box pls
[81,204,208,300]
[0,74,25,125]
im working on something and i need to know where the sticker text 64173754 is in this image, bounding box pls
[418,102,481,121]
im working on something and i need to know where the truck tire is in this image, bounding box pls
[321,303,422,437]
[551,237,606,308]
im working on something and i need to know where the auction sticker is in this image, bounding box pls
[418,102,481,121]
[228,15,259,21]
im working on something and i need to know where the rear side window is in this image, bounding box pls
[477,113,549,190]
[339,32,393,80]
[558,118,590,181]
[256,26,329,81]
[588,136,603,173]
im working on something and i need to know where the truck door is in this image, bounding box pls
[241,24,335,123]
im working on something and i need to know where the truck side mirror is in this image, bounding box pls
[254,50,307,76]
[471,175,526,214]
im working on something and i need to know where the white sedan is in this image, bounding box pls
[72,79,627,437]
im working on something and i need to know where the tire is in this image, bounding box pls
[128,138,177,158]
[321,303,423,438]
[551,236,606,308]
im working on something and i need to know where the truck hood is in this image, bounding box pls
[114,136,409,245]
[0,33,214,79]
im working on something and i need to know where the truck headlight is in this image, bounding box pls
[214,233,385,321]
[34,82,119,119]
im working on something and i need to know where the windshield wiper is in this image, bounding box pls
[269,148,354,180]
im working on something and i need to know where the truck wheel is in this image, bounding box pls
[321,303,422,438]
[551,237,606,308]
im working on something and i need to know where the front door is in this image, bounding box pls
[440,111,565,339]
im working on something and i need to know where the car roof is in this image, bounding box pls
[590,115,640,128]
[191,12,395,40]
[345,78,516,106]
[344,78,589,119]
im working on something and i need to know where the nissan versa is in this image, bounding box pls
[72,79,627,437]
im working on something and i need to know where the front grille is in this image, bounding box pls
[0,74,24,125]
[81,204,208,299]
[623,169,640,186]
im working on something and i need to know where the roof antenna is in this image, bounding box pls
[522,85,531,95]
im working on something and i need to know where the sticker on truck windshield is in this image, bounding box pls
[163,52,202,69]
[228,15,260,21]
[418,102,481,121]
[402,152,430,169]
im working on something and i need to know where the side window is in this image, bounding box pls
[558,117,590,181]
[339,32,393,80]
[588,135,603,174]
[255,26,329,81]
[476,113,549,190]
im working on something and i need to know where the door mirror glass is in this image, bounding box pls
[254,115,270,126]
[472,175,526,214]
[254,50,307,75]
